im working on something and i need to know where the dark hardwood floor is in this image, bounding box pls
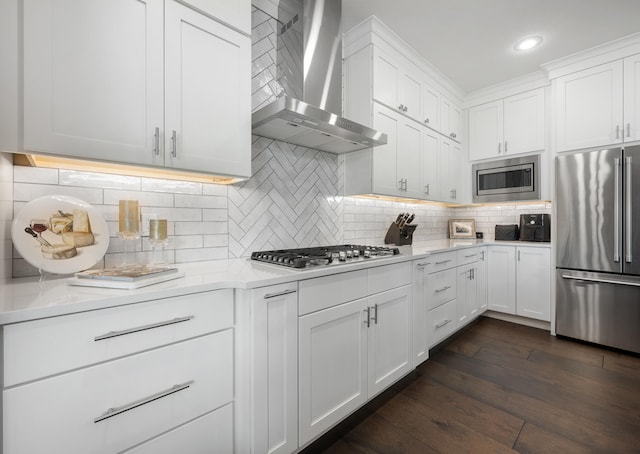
[318,316,640,453]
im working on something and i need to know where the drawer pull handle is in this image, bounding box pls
[94,316,194,341]
[435,285,451,293]
[264,289,297,299]
[464,254,477,258]
[435,319,452,329]
[416,262,431,268]
[435,259,452,265]
[94,380,194,423]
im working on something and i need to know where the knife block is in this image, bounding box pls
[384,223,417,246]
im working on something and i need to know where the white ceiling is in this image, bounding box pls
[342,0,640,94]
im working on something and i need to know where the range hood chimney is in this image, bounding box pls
[251,0,387,154]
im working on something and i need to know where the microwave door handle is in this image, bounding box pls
[626,156,632,263]
[614,157,621,263]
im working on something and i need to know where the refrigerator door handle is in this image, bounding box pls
[561,273,640,288]
[614,157,621,263]
[625,156,633,263]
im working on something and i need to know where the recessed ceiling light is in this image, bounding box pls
[513,35,543,51]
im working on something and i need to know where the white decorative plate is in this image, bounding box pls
[11,195,110,274]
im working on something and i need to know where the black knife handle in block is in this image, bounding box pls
[384,222,417,246]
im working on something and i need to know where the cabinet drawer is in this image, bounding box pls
[428,299,457,348]
[123,404,233,454]
[426,251,457,273]
[4,289,233,386]
[299,270,367,315]
[457,248,483,266]
[368,262,412,295]
[4,331,233,454]
[426,268,457,310]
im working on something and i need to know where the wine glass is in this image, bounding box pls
[148,219,168,267]
[29,218,49,242]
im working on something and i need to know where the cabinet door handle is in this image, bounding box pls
[424,184,430,195]
[264,289,297,299]
[416,261,431,268]
[94,380,194,423]
[153,127,160,156]
[398,104,404,112]
[627,123,631,138]
[424,118,430,124]
[94,316,194,341]
[464,253,477,258]
[435,319,452,329]
[171,130,177,157]
[504,141,508,153]
[498,142,501,154]
[435,259,452,265]
[518,250,521,261]
[616,125,620,140]
[435,285,451,293]
[364,307,371,328]
[371,304,378,325]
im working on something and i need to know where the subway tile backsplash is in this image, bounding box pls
[8,144,550,278]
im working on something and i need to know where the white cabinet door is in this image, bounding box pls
[372,49,399,112]
[468,100,503,161]
[476,248,488,313]
[412,260,430,367]
[367,286,412,398]
[516,247,551,321]
[23,0,164,166]
[624,53,640,143]
[397,119,422,198]
[398,70,422,121]
[422,84,440,131]
[456,264,478,326]
[441,96,462,142]
[372,105,400,196]
[503,88,545,155]
[298,299,368,446]
[487,246,516,314]
[165,0,250,176]
[555,61,624,152]
[422,129,439,199]
[439,137,462,202]
[249,284,298,454]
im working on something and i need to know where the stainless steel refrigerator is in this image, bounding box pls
[556,145,640,354]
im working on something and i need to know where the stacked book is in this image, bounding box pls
[70,266,184,289]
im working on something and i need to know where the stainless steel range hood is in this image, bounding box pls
[251,0,387,153]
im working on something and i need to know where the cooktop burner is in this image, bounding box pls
[251,245,401,269]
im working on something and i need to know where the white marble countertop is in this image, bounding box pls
[0,239,550,325]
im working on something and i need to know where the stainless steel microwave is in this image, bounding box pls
[472,155,540,203]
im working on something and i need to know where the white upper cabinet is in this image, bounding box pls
[180,0,250,33]
[164,0,250,176]
[23,0,164,167]
[421,129,439,199]
[421,84,440,131]
[22,0,250,178]
[372,48,422,123]
[440,95,462,143]
[623,53,640,143]
[469,87,545,161]
[469,100,503,161]
[554,60,624,152]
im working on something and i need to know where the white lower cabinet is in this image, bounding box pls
[237,283,299,454]
[516,247,551,321]
[487,245,551,321]
[2,289,234,454]
[4,331,233,454]
[123,404,234,454]
[298,263,412,447]
[414,248,488,359]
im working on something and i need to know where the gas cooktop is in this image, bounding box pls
[250,245,401,269]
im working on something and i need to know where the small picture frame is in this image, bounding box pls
[449,219,476,239]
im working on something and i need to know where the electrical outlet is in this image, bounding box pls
[140,214,154,237]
